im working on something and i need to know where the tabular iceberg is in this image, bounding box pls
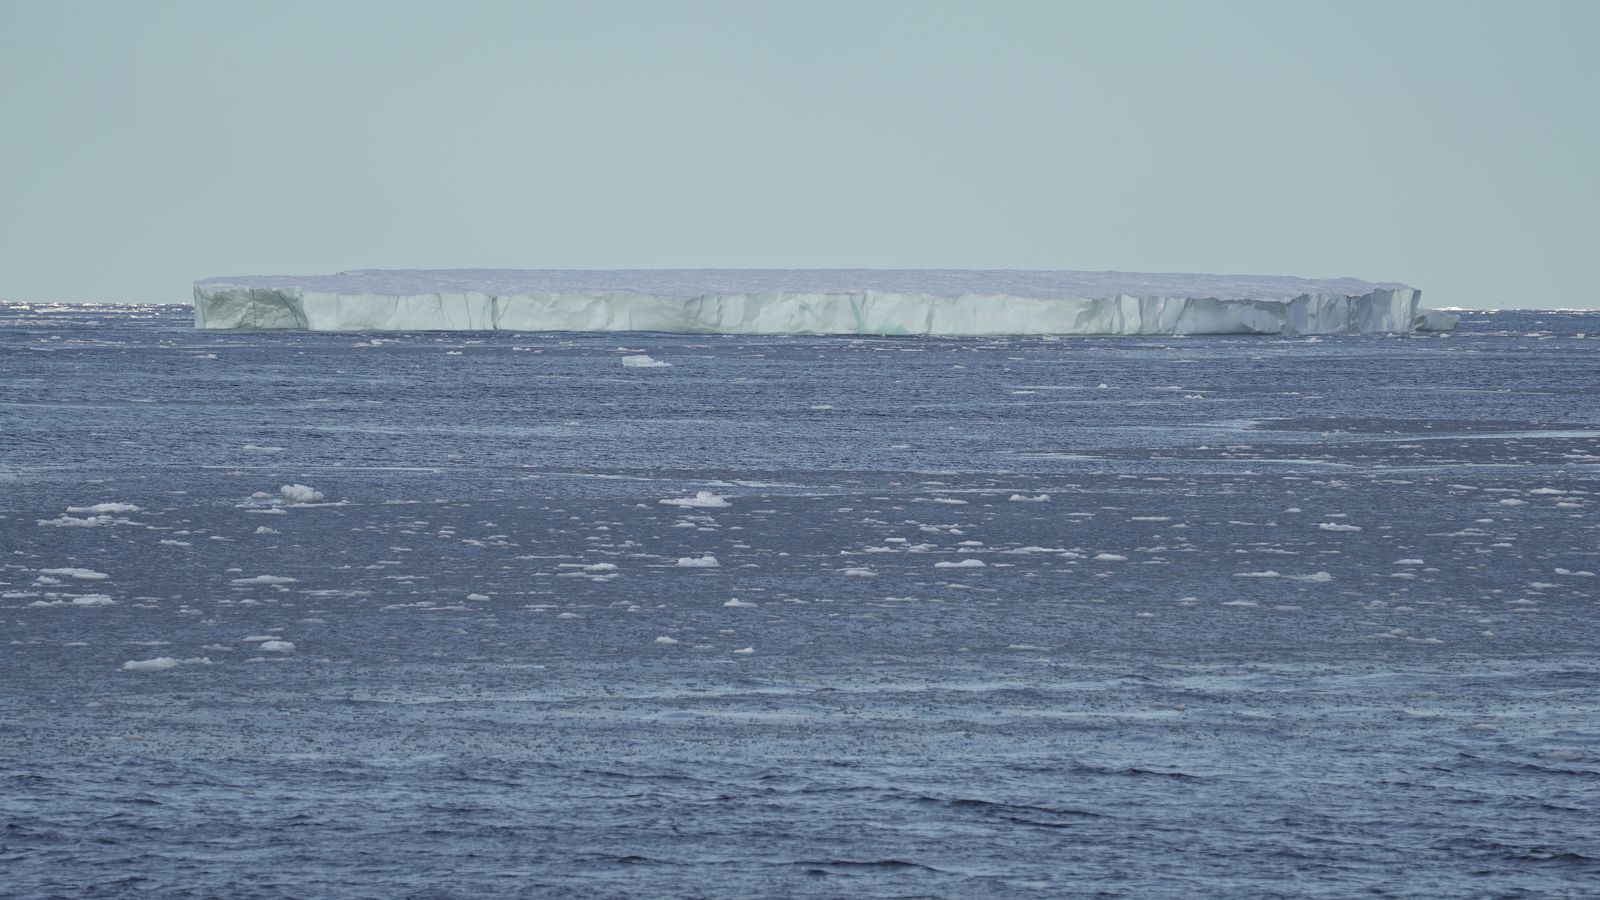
[193,269,1455,335]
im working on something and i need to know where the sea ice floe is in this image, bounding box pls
[230,575,297,586]
[677,555,721,568]
[121,656,210,672]
[620,354,670,368]
[279,484,325,504]
[38,512,141,527]
[39,568,109,581]
[660,492,731,509]
[65,503,142,515]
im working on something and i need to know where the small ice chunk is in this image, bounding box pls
[257,640,295,652]
[230,575,297,585]
[39,567,109,581]
[676,555,721,568]
[121,657,178,672]
[65,502,142,514]
[620,354,670,368]
[279,484,325,504]
[660,492,731,509]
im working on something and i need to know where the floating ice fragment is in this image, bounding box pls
[40,567,109,581]
[65,503,141,514]
[620,354,670,367]
[121,657,177,672]
[38,513,138,528]
[660,492,731,509]
[279,484,324,504]
[230,575,297,585]
[676,555,721,568]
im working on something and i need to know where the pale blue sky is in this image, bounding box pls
[2,0,1595,307]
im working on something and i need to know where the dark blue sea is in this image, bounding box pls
[2,303,1597,897]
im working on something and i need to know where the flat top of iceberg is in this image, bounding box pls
[196,269,1409,300]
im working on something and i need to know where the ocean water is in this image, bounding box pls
[1,303,1596,898]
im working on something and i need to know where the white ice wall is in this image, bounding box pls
[193,270,1448,335]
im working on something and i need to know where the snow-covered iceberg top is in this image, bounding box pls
[193,269,1455,335]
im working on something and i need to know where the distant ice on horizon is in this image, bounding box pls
[191,268,1448,335]
[196,268,1409,301]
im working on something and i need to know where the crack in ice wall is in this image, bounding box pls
[193,270,1454,335]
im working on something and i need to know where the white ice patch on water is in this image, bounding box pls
[39,568,109,581]
[230,575,297,585]
[620,354,670,368]
[38,512,141,527]
[676,555,721,568]
[660,492,731,509]
[120,656,210,672]
[279,484,324,504]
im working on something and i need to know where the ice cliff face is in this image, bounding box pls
[193,269,1451,335]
